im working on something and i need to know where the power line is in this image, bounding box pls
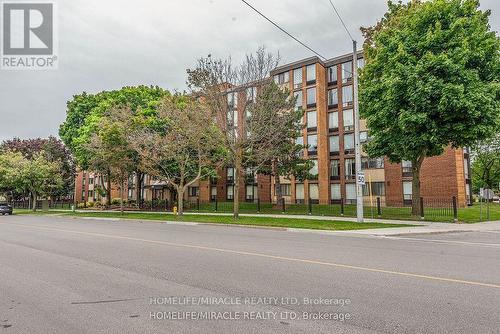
[241,0,327,60]
[327,0,355,42]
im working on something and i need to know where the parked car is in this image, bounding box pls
[0,203,13,215]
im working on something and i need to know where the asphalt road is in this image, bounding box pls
[0,215,499,334]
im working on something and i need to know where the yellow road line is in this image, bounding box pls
[3,222,500,289]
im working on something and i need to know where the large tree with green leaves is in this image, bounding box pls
[60,86,167,204]
[360,0,499,214]
[471,134,500,193]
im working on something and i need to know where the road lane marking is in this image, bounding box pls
[2,222,500,289]
[384,236,500,247]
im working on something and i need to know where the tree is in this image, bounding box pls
[471,134,500,193]
[0,152,25,202]
[187,47,285,218]
[59,86,167,204]
[245,82,312,204]
[130,94,226,215]
[1,137,75,199]
[85,107,137,213]
[360,0,499,214]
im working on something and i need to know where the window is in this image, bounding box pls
[402,160,412,177]
[89,178,94,185]
[82,176,86,186]
[307,110,317,130]
[328,88,338,108]
[345,158,356,180]
[296,136,304,146]
[343,109,354,131]
[464,158,469,179]
[227,110,237,128]
[295,183,305,202]
[227,167,235,183]
[309,159,319,178]
[360,131,368,143]
[211,186,217,201]
[306,64,316,84]
[293,68,302,89]
[308,135,318,155]
[309,184,319,202]
[279,184,291,197]
[361,157,385,169]
[328,65,338,84]
[331,184,341,201]
[329,112,338,131]
[306,87,316,107]
[188,187,199,197]
[346,184,356,203]
[329,136,340,155]
[294,90,303,110]
[227,92,237,109]
[246,185,258,201]
[246,86,257,102]
[403,181,412,201]
[363,182,385,196]
[88,190,93,199]
[342,85,353,107]
[358,58,365,69]
[274,72,289,85]
[81,190,85,199]
[344,133,354,152]
[342,61,353,83]
[227,185,234,200]
[330,160,340,180]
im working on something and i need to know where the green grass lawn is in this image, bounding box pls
[13,210,416,231]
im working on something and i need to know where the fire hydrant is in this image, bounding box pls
[173,206,178,215]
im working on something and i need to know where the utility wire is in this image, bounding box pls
[327,0,355,42]
[241,0,327,60]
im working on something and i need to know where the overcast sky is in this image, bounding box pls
[0,0,498,141]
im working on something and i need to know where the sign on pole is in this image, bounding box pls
[357,172,366,186]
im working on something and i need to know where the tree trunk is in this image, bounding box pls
[120,180,124,215]
[106,171,112,207]
[177,185,185,216]
[411,157,425,216]
[135,171,143,206]
[31,191,37,212]
[272,160,282,205]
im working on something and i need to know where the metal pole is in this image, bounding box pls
[353,40,364,223]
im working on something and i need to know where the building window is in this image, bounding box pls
[345,158,356,180]
[246,86,257,102]
[344,133,355,153]
[403,181,412,203]
[342,61,353,83]
[402,160,412,177]
[307,110,317,131]
[330,159,341,180]
[246,185,258,201]
[279,184,291,197]
[343,108,354,131]
[88,190,93,199]
[329,135,340,155]
[211,186,217,201]
[227,92,237,109]
[306,64,316,84]
[309,159,319,179]
[328,65,338,84]
[227,185,234,201]
[363,182,385,196]
[342,85,353,107]
[81,190,85,200]
[188,186,199,197]
[227,167,235,183]
[358,58,365,69]
[294,90,303,111]
[306,87,316,108]
[274,72,289,85]
[360,131,368,143]
[309,183,319,203]
[464,158,469,179]
[293,68,302,89]
[361,157,385,169]
[227,110,237,128]
[88,178,94,185]
[328,88,338,108]
[295,183,305,203]
[307,135,318,155]
[346,183,356,204]
[329,112,339,132]
[296,136,304,157]
[331,183,341,202]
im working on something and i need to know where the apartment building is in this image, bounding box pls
[75,51,472,208]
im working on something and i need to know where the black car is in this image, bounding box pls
[0,203,13,215]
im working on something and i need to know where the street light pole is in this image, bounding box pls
[352,40,364,223]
